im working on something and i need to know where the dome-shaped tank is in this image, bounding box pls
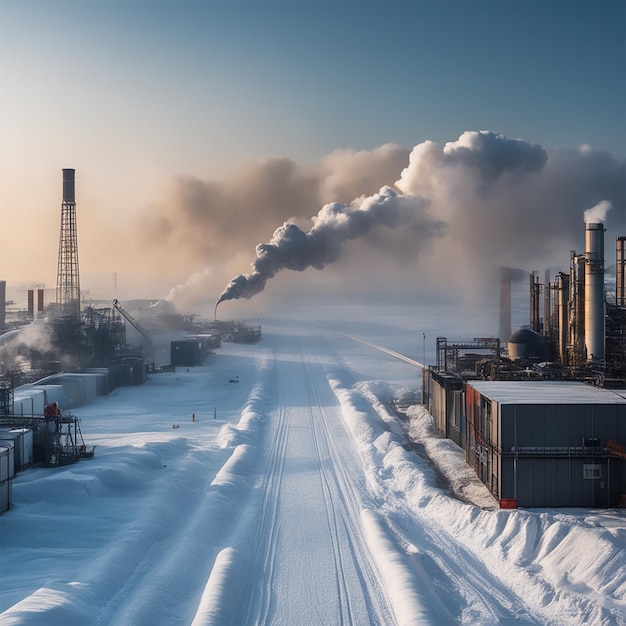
[508,328,548,360]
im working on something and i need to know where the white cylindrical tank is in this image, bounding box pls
[584,222,605,361]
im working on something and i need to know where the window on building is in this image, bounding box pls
[583,464,601,479]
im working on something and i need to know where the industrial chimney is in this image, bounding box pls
[0,280,5,330]
[584,222,605,361]
[499,267,512,345]
[617,236,626,307]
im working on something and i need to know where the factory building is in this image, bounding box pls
[426,216,626,508]
[465,381,626,508]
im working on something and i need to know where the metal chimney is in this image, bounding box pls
[555,272,569,364]
[617,236,625,307]
[584,222,605,360]
[27,289,34,320]
[37,288,45,317]
[0,280,5,330]
[499,267,512,345]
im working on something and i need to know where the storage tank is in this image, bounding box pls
[508,328,548,360]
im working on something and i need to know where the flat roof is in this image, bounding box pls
[467,381,626,404]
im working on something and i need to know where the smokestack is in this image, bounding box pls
[584,222,605,361]
[37,289,45,317]
[62,168,75,203]
[555,272,569,364]
[617,236,626,307]
[0,280,5,330]
[27,289,34,320]
[499,267,512,344]
[543,269,552,337]
[530,271,541,333]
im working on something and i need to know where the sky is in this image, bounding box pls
[0,0,625,315]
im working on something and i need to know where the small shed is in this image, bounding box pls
[465,381,626,508]
[171,337,210,367]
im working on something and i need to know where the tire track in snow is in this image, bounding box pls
[232,328,397,626]
[243,402,290,624]
[301,341,396,626]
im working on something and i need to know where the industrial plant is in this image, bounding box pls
[0,170,259,513]
[425,219,626,508]
[1,168,625,514]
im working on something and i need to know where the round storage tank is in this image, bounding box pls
[508,328,548,360]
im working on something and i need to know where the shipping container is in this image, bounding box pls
[0,444,15,514]
[0,428,34,470]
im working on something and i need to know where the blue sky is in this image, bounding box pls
[0,0,624,302]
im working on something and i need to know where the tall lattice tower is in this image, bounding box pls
[56,168,81,315]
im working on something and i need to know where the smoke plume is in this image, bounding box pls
[584,200,612,224]
[217,187,443,304]
[111,130,623,311]
[216,131,553,306]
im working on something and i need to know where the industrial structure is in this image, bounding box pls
[0,169,261,513]
[426,218,626,508]
[56,168,81,316]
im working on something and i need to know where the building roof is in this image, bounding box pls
[467,380,626,405]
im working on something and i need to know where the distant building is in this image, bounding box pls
[170,336,216,367]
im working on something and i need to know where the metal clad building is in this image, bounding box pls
[426,369,465,448]
[466,381,626,507]
[171,337,210,367]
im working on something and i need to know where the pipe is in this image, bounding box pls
[555,272,569,364]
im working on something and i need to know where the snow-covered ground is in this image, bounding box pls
[1,301,625,625]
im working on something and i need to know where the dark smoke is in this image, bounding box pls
[216,186,443,304]
[501,266,528,282]
[216,131,554,306]
[138,130,623,312]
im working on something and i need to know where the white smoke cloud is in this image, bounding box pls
[0,322,54,372]
[128,130,623,313]
[584,200,612,224]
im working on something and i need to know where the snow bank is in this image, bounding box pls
[191,547,247,626]
[328,374,626,626]
[361,508,455,625]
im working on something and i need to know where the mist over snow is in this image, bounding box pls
[102,130,623,314]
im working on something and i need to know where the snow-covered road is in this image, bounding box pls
[1,306,625,625]
[236,329,394,625]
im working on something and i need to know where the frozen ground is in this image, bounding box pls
[1,301,625,625]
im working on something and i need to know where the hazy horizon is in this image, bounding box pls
[1,1,624,319]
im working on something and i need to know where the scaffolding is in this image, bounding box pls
[0,402,94,467]
[435,337,500,373]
